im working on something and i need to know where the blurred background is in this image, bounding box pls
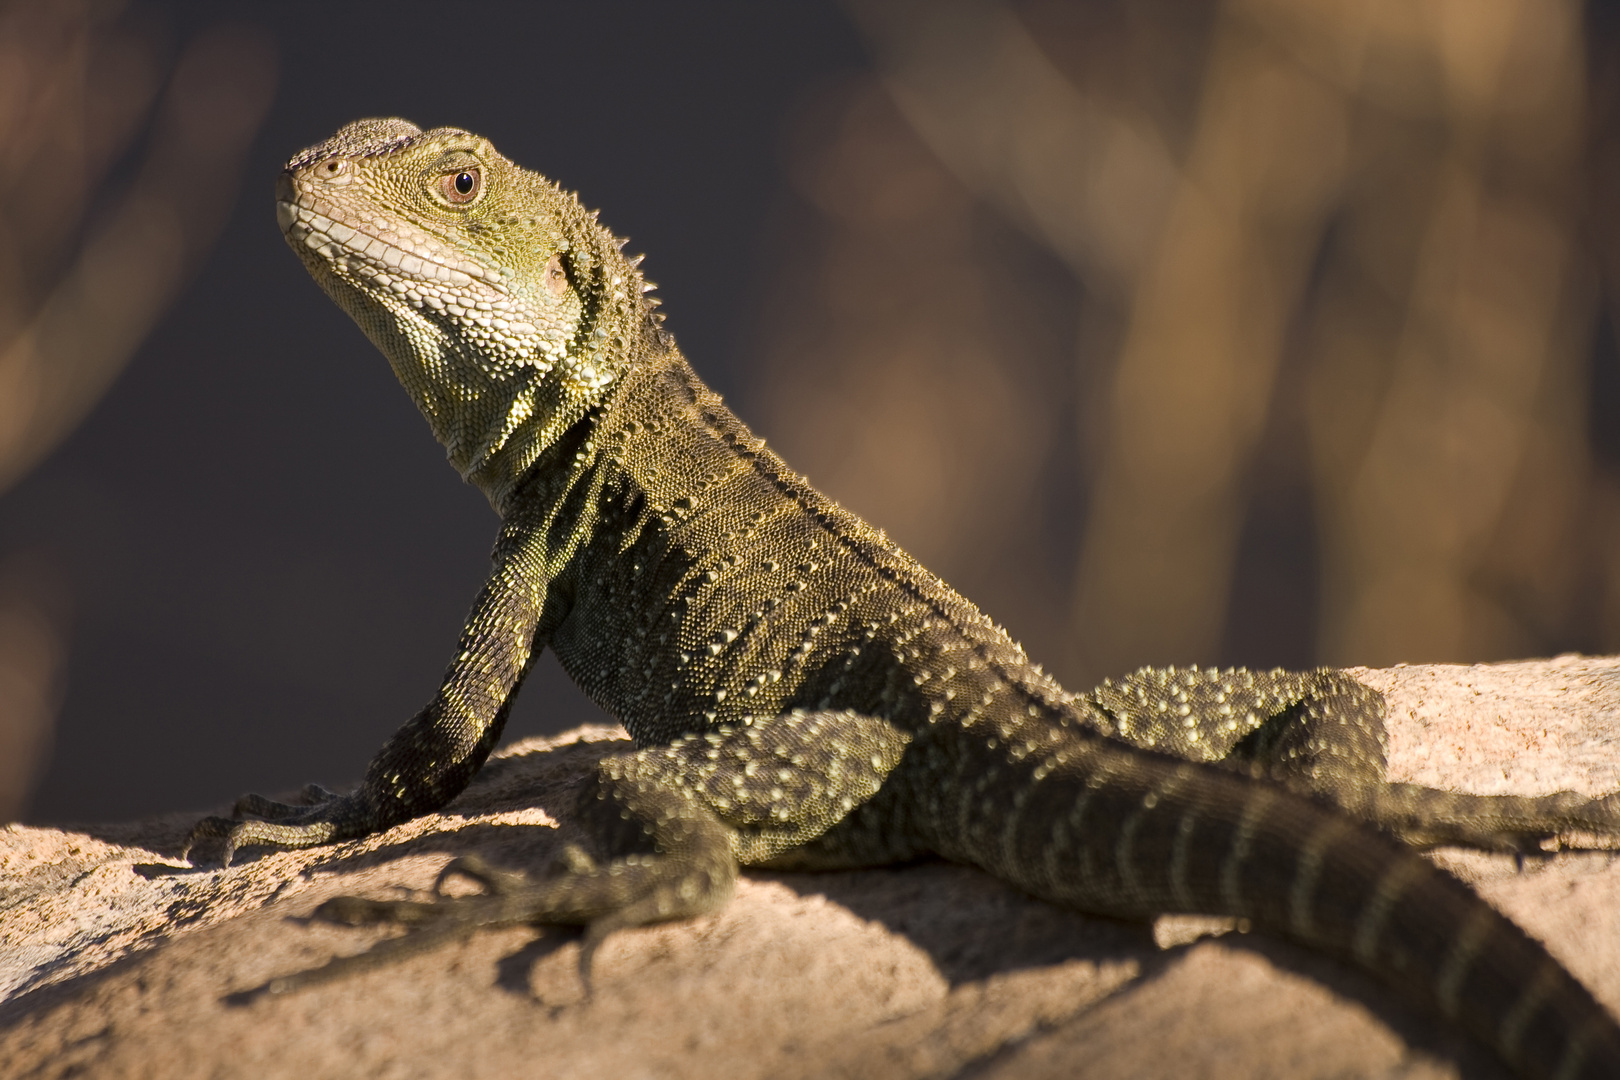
[4,0,1620,824]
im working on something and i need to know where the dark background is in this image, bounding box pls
[10,1,1620,826]
[3,2,866,821]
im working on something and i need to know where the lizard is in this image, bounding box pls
[182,117,1620,1080]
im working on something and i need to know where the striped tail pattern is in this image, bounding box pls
[930,727,1620,1080]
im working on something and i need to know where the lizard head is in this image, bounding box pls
[277,118,652,509]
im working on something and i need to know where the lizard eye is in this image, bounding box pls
[438,168,482,205]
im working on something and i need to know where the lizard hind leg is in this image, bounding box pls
[254,749,745,999]
[1096,665,1620,852]
[252,709,914,1000]
[1204,669,1620,851]
[1365,782,1620,853]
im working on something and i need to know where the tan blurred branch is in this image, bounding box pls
[846,0,1597,675]
[0,551,69,819]
[0,2,276,818]
[0,11,277,495]
[1067,1,1353,674]
[851,0,1354,674]
[751,80,1065,636]
[846,0,1178,301]
[1306,0,1591,664]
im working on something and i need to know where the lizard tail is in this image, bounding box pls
[927,730,1620,1080]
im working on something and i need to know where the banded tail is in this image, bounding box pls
[929,727,1620,1080]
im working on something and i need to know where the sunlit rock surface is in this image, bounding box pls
[3,658,1619,1079]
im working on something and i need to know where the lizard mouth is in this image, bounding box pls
[276,182,493,295]
[274,171,299,236]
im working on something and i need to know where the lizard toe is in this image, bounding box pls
[215,815,340,866]
[231,790,330,821]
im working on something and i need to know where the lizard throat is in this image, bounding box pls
[279,191,613,510]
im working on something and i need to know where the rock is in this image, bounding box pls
[2,659,1619,1079]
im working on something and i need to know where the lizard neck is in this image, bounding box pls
[323,282,608,515]
[459,363,603,516]
[316,244,655,517]
[466,304,668,515]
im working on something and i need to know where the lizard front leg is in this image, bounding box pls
[183,520,555,865]
[1093,666,1620,851]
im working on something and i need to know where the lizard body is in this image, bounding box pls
[185,118,1620,1079]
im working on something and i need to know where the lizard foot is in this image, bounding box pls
[1373,784,1620,854]
[1537,788,1620,850]
[181,785,366,866]
[248,835,735,1000]
[312,855,541,930]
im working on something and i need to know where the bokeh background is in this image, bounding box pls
[5,0,1620,824]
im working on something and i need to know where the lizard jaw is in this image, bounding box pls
[274,197,296,236]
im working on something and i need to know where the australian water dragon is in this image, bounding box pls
[183,118,1620,1079]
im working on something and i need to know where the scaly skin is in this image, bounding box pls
[184,118,1620,1079]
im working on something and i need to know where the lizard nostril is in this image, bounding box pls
[319,158,347,178]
